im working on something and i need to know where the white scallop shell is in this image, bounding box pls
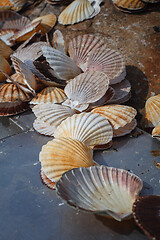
[68,34,105,71]
[56,166,143,221]
[41,46,82,80]
[54,112,113,147]
[52,30,66,54]
[32,103,75,136]
[39,138,94,184]
[92,104,137,137]
[86,45,125,84]
[64,71,109,111]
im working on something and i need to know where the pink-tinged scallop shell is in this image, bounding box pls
[41,46,82,80]
[30,87,66,105]
[108,78,131,104]
[52,30,66,54]
[63,71,109,111]
[112,0,146,11]
[141,94,160,128]
[9,20,41,42]
[58,0,96,25]
[132,195,160,240]
[12,42,48,62]
[11,56,37,95]
[39,138,94,186]
[152,125,160,141]
[68,34,105,71]
[0,55,12,81]
[32,103,75,136]
[92,104,137,137]
[86,45,125,84]
[0,39,13,59]
[31,14,57,35]
[56,166,143,221]
[54,112,113,147]
[40,168,56,190]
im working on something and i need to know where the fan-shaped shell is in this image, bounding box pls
[152,125,160,141]
[31,14,57,35]
[0,55,12,81]
[12,42,48,62]
[56,166,143,221]
[39,138,94,185]
[54,112,113,147]
[132,195,160,240]
[30,87,66,105]
[32,103,75,136]
[41,46,82,80]
[92,104,137,137]
[86,45,125,84]
[9,20,41,42]
[108,78,131,104]
[112,0,146,11]
[64,71,109,111]
[0,39,13,59]
[58,0,95,25]
[0,100,29,116]
[68,34,105,71]
[52,30,66,54]
[142,94,160,128]
[0,83,31,102]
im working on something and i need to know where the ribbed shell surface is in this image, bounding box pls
[86,45,125,84]
[32,14,57,35]
[56,166,143,221]
[41,46,82,80]
[0,55,12,81]
[30,87,66,105]
[68,34,105,70]
[112,0,146,10]
[0,39,13,59]
[39,138,94,182]
[64,71,109,109]
[54,112,113,146]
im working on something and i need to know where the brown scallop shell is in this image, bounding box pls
[39,138,94,184]
[0,39,13,59]
[0,55,12,81]
[0,100,29,116]
[92,104,137,137]
[30,87,66,105]
[68,34,105,71]
[132,195,160,240]
[112,0,146,11]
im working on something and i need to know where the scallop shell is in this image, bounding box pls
[92,104,137,137]
[112,0,146,11]
[30,87,66,105]
[152,125,160,141]
[52,30,66,54]
[41,46,82,80]
[0,29,16,46]
[54,112,113,147]
[56,165,143,221]
[12,42,48,62]
[0,100,29,116]
[142,94,160,128]
[86,45,125,84]
[68,34,105,71]
[108,78,131,104]
[32,103,75,136]
[64,71,109,111]
[0,55,12,81]
[9,20,41,42]
[39,138,94,185]
[11,56,37,95]
[0,39,13,59]
[40,168,56,190]
[0,10,30,30]
[31,14,57,35]
[132,195,160,240]
[5,0,29,11]
[58,0,95,25]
